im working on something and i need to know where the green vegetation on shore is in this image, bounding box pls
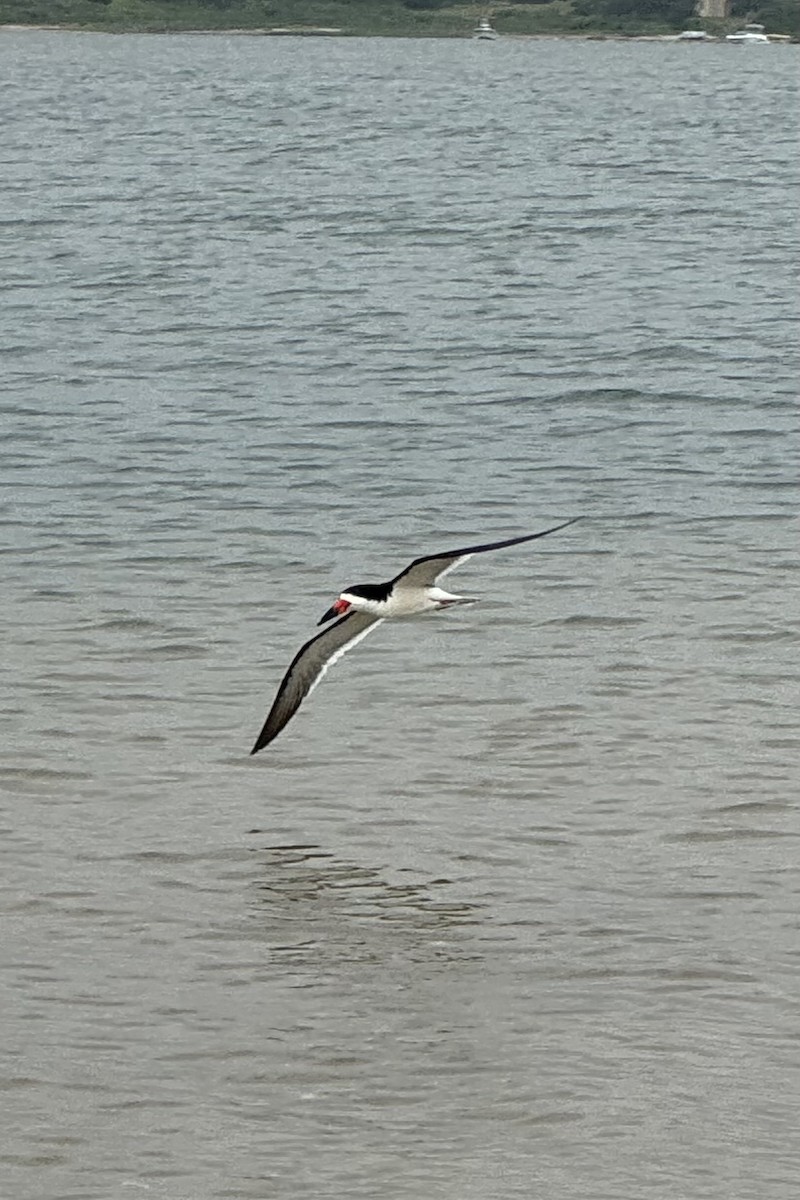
[1,0,798,39]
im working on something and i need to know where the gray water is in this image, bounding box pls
[2,28,799,1200]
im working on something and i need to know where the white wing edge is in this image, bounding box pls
[434,553,475,583]
[307,617,385,697]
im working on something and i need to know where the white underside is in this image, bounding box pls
[341,586,476,619]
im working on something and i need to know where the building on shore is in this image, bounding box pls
[695,0,732,17]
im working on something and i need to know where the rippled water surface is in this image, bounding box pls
[2,29,799,1200]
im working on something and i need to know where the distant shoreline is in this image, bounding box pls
[1,22,797,42]
[2,25,794,41]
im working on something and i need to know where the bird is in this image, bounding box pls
[250,518,580,755]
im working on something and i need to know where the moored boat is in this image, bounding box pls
[726,23,770,43]
[473,17,498,40]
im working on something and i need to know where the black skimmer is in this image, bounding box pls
[250,518,579,755]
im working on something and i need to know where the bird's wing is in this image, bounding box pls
[250,611,383,754]
[391,517,581,589]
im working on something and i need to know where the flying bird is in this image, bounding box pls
[250,518,580,755]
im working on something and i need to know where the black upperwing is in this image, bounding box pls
[391,517,581,590]
[250,611,383,754]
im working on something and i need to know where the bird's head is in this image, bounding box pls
[318,583,390,625]
[318,595,353,625]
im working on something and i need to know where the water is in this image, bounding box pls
[2,29,798,1200]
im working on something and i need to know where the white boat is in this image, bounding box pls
[473,17,498,40]
[677,30,712,40]
[726,23,770,43]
